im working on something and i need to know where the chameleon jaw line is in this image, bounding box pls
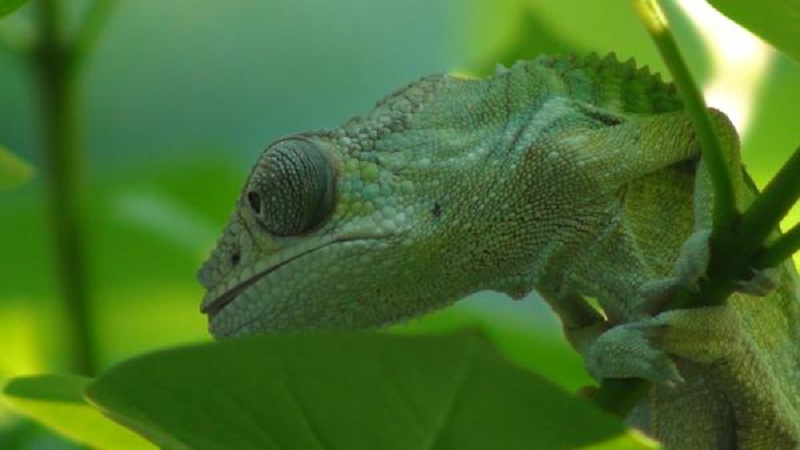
[201,234,387,318]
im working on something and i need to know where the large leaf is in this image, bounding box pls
[707,0,800,62]
[2,374,155,449]
[0,0,26,18]
[391,298,593,391]
[86,332,657,450]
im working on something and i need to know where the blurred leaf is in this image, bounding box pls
[707,0,800,62]
[87,332,657,450]
[0,159,241,370]
[0,145,33,189]
[392,300,592,391]
[463,0,713,86]
[743,57,800,172]
[740,55,800,261]
[469,7,578,76]
[0,0,26,19]
[3,374,155,449]
[0,418,78,449]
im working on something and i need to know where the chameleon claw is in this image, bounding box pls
[585,321,684,387]
[736,266,781,296]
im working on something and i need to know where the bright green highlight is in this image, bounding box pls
[3,374,154,450]
[708,0,800,63]
[0,145,34,189]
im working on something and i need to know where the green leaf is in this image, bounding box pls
[0,0,27,18]
[707,0,800,62]
[86,332,658,450]
[469,7,579,76]
[0,145,34,189]
[391,301,593,391]
[2,374,155,449]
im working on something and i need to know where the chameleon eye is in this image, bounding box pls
[245,138,335,236]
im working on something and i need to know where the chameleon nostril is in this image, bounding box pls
[231,251,241,266]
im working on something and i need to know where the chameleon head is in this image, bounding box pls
[197,73,555,338]
[197,55,667,338]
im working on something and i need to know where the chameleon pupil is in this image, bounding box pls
[247,191,261,214]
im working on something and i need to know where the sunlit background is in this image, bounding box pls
[1,0,798,447]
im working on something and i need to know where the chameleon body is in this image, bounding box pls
[199,54,800,449]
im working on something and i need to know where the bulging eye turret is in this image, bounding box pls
[245,138,335,236]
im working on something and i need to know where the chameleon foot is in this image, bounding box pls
[737,266,781,296]
[586,305,741,387]
[632,230,712,315]
[584,319,684,387]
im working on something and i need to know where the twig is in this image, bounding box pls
[757,222,800,269]
[33,0,97,375]
[633,0,738,237]
[739,145,800,256]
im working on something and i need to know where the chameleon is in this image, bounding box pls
[198,53,800,449]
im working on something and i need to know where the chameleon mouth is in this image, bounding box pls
[200,270,269,318]
[200,234,386,319]
[201,242,336,318]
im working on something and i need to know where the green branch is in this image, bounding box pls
[633,0,738,236]
[593,0,800,418]
[34,0,96,375]
[31,0,116,375]
[758,222,800,269]
[739,145,800,257]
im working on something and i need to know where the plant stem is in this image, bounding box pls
[633,0,738,237]
[757,223,800,269]
[34,0,96,375]
[739,146,800,256]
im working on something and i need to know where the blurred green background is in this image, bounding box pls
[1,0,798,448]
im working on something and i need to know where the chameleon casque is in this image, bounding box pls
[198,54,800,449]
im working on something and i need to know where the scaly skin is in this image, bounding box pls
[199,54,800,449]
